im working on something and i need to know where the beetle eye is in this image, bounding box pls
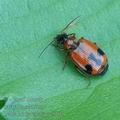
[56,33,68,44]
[63,34,68,39]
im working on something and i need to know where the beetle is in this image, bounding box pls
[39,16,108,77]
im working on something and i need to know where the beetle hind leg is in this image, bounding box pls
[84,78,91,88]
[75,65,91,87]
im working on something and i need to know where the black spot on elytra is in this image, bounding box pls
[98,48,105,56]
[85,64,92,74]
[88,53,102,66]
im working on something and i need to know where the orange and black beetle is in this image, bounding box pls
[40,17,108,76]
[55,33,108,76]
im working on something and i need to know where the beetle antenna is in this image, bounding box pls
[39,16,80,58]
[39,39,56,58]
[61,16,80,33]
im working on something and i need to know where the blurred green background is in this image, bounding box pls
[0,0,120,120]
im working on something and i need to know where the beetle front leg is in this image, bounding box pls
[62,52,69,70]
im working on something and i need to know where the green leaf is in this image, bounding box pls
[0,98,7,109]
[0,0,120,120]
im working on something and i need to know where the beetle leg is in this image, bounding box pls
[75,65,91,87]
[62,52,69,70]
[84,78,91,88]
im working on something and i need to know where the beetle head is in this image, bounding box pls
[39,16,80,57]
[55,33,68,45]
